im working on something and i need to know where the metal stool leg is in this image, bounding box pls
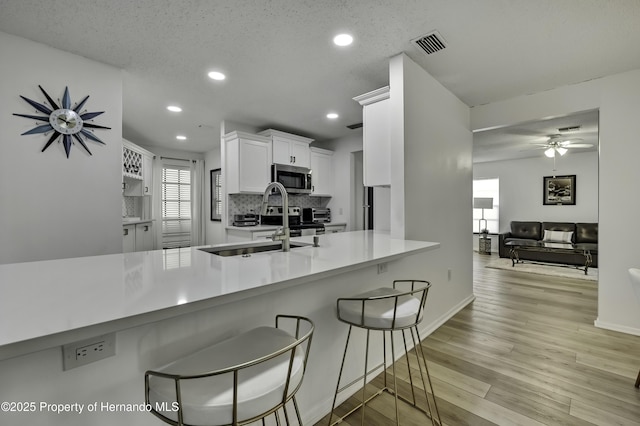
[635,369,640,388]
[327,325,353,426]
[390,330,400,425]
[361,329,370,426]
[413,326,442,426]
[293,396,303,425]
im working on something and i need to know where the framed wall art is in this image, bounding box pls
[543,175,576,205]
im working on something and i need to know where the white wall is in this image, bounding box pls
[204,146,224,244]
[474,151,599,232]
[389,53,474,321]
[471,68,640,335]
[0,32,122,264]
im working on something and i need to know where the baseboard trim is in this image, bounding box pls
[594,318,640,337]
[304,292,475,425]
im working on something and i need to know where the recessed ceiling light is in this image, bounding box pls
[327,113,339,119]
[208,71,226,81]
[176,135,187,141]
[333,33,353,47]
[167,105,182,112]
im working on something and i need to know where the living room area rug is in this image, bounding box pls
[486,257,598,282]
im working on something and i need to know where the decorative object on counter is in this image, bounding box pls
[13,85,110,158]
[145,315,314,426]
[328,280,442,426]
[543,175,576,205]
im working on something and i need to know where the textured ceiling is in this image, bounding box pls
[1,0,639,154]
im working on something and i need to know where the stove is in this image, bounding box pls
[260,206,324,236]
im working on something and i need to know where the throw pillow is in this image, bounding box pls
[543,230,573,243]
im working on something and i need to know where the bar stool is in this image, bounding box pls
[145,315,314,426]
[327,280,441,426]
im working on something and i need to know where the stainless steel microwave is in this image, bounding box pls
[271,164,312,194]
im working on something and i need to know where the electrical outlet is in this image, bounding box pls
[377,262,388,274]
[62,333,115,370]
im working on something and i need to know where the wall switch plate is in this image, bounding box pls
[377,262,388,274]
[62,333,116,370]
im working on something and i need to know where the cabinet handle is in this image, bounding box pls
[145,186,148,193]
[144,226,149,231]
[123,229,129,236]
[293,156,296,163]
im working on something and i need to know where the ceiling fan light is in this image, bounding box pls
[544,148,555,158]
[556,147,568,156]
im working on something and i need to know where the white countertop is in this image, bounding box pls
[122,219,154,226]
[0,231,439,359]
[226,222,347,231]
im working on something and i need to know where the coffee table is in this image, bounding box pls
[505,240,596,275]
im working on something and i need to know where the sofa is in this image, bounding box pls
[498,221,598,267]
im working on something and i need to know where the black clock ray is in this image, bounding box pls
[13,86,110,158]
[41,132,62,153]
[38,85,60,110]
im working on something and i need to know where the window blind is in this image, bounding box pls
[211,168,222,221]
[161,166,192,249]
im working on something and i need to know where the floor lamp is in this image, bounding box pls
[473,197,493,235]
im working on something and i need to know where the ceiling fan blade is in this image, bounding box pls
[566,143,594,148]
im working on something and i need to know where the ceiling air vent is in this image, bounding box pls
[412,31,447,55]
[347,122,363,130]
[558,125,581,133]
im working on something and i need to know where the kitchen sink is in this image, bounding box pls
[199,241,311,257]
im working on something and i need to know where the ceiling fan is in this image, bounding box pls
[533,135,594,158]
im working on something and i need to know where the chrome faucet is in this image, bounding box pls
[261,182,290,252]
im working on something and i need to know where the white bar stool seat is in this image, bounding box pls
[337,287,424,329]
[145,315,314,426]
[327,280,441,426]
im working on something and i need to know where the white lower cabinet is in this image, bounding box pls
[123,222,154,253]
[226,228,277,243]
[135,223,154,251]
[324,224,346,233]
[123,225,135,253]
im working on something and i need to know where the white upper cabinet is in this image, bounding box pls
[123,138,155,196]
[354,87,390,187]
[224,131,272,193]
[310,147,333,196]
[258,129,313,169]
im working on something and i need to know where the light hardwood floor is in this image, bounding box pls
[316,252,640,426]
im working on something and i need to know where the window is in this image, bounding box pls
[211,168,222,221]
[473,178,499,233]
[161,166,191,249]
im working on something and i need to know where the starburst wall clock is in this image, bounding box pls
[13,85,111,158]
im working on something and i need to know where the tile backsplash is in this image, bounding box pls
[122,196,142,218]
[228,194,329,223]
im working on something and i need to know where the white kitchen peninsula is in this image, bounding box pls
[0,231,472,426]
